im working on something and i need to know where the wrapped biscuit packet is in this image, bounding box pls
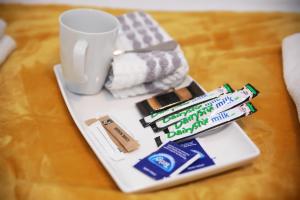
[136,81,205,116]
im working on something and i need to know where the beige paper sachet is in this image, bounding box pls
[99,115,139,152]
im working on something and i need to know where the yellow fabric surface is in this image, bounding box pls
[1,4,300,200]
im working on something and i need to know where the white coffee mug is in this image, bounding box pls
[59,9,119,94]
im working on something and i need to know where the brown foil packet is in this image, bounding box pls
[136,81,205,116]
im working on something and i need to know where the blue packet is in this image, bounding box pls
[178,139,215,174]
[134,141,200,180]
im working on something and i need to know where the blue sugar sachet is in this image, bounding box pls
[134,141,200,180]
[178,139,215,174]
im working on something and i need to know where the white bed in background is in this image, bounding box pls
[0,0,300,12]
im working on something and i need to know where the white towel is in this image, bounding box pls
[0,19,16,65]
[0,19,6,39]
[282,33,300,122]
[0,35,16,65]
[104,11,189,98]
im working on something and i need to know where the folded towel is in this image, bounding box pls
[282,33,300,121]
[0,19,6,39]
[116,11,163,50]
[0,35,16,65]
[105,11,189,98]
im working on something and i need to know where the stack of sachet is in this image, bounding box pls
[0,19,16,65]
[104,11,189,98]
[137,82,259,146]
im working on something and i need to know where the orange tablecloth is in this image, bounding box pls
[0,4,300,200]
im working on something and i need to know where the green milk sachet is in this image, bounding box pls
[150,83,259,132]
[154,102,257,146]
[140,83,234,127]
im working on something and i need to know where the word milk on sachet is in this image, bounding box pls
[151,83,259,132]
[155,102,257,145]
[140,83,233,127]
[134,141,200,180]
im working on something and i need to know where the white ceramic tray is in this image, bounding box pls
[54,64,260,193]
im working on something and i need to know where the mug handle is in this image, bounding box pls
[73,40,88,82]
